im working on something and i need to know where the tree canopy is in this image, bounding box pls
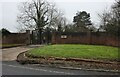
[98,0,120,36]
[73,11,92,32]
[0,28,11,37]
[17,0,67,43]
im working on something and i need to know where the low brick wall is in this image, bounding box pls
[52,32,119,47]
[1,30,30,45]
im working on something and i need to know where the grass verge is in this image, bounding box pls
[26,44,118,61]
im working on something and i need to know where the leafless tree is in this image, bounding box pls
[112,0,120,20]
[98,0,120,35]
[98,10,111,31]
[17,0,66,43]
[47,7,66,32]
[17,0,48,30]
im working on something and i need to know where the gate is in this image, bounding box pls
[30,30,52,44]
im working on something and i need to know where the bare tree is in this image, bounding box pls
[17,0,68,44]
[46,6,67,32]
[112,0,120,20]
[17,0,53,44]
[98,0,120,35]
[112,0,120,35]
[98,9,112,31]
[48,8,65,31]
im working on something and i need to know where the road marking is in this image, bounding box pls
[2,64,74,75]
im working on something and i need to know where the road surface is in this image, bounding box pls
[1,46,119,75]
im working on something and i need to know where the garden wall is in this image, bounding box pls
[1,30,31,45]
[52,32,119,47]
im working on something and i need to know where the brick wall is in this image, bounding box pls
[52,32,119,47]
[1,30,31,45]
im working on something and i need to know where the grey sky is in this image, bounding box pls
[0,0,115,32]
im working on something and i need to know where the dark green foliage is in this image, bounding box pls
[0,28,11,37]
[73,11,92,32]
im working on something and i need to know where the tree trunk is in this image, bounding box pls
[38,28,42,44]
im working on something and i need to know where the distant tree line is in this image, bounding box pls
[98,0,120,36]
[17,0,97,33]
[64,0,120,35]
[64,11,96,32]
[17,0,119,44]
[17,0,68,44]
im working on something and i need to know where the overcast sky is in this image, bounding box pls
[0,0,115,32]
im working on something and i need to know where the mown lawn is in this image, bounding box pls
[26,44,118,61]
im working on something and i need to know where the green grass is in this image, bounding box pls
[26,44,118,61]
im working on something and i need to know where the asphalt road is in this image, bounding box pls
[2,61,119,75]
[1,46,119,76]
